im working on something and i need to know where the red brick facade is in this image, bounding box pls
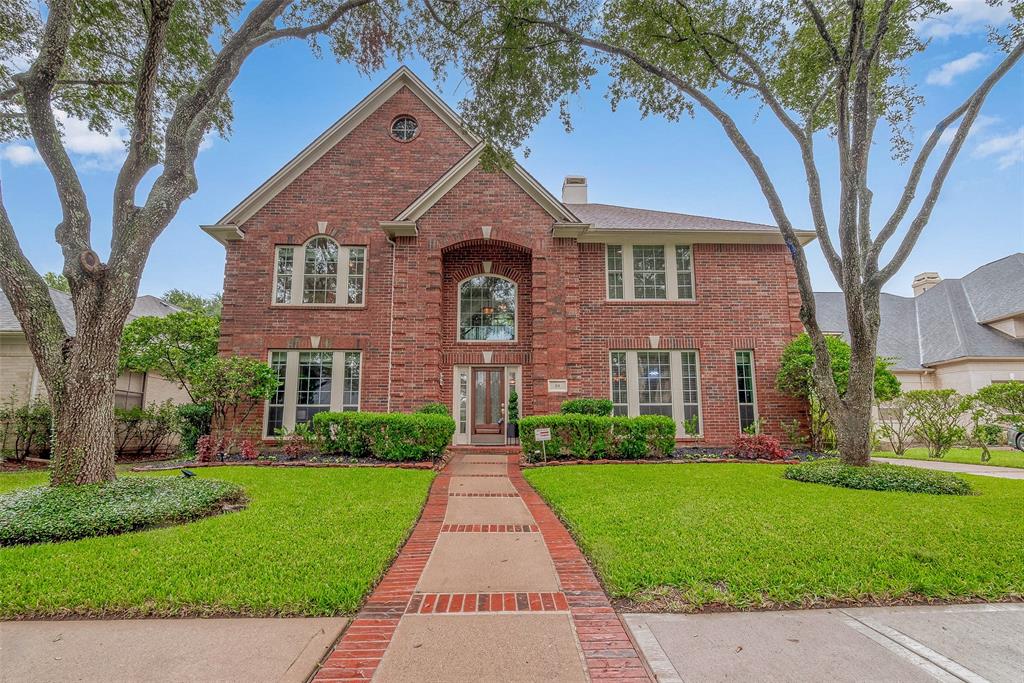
[215,74,807,447]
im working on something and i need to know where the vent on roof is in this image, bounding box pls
[562,175,587,204]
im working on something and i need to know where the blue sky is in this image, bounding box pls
[1,1,1022,300]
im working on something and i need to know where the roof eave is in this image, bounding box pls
[574,228,817,245]
[201,224,244,246]
[380,221,418,238]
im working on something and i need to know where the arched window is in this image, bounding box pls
[459,275,516,341]
[302,237,339,304]
[273,237,366,306]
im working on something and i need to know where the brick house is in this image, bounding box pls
[204,67,813,447]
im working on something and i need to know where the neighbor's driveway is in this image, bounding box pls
[625,603,1024,683]
[0,617,346,683]
[872,457,1024,479]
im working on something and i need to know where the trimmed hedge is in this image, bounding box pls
[560,398,614,416]
[312,411,455,461]
[784,458,973,496]
[0,477,246,546]
[415,402,450,416]
[519,413,675,461]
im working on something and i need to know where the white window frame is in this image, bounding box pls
[272,238,367,307]
[609,350,703,438]
[456,274,518,343]
[263,350,362,436]
[735,350,758,433]
[605,242,696,301]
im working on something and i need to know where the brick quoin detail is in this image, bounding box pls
[217,79,808,445]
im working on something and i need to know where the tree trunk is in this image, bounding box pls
[46,301,128,486]
[831,400,874,466]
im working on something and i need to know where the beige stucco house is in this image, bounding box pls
[815,253,1024,394]
[0,288,189,410]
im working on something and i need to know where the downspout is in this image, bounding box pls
[385,233,397,412]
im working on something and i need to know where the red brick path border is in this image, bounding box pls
[408,591,570,614]
[507,456,654,682]
[312,468,450,682]
[439,523,538,533]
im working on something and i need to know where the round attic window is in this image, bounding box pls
[390,116,419,142]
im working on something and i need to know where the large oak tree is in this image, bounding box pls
[0,0,411,484]
[419,0,1023,464]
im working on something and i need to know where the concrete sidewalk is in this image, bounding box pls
[0,617,346,683]
[626,603,1024,683]
[873,456,1024,479]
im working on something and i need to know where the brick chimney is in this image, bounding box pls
[561,175,588,204]
[912,272,941,296]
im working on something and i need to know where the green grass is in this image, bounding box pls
[523,463,1024,610]
[0,467,433,618]
[874,447,1024,469]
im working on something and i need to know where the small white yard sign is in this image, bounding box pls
[534,427,551,442]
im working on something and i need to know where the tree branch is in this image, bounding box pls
[251,0,376,46]
[873,39,1024,284]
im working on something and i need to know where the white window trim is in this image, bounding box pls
[605,242,696,301]
[456,274,518,343]
[263,349,362,436]
[610,350,703,438]
[271,239,368,307]
[735,349,759,433]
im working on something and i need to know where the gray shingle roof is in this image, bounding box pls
[814,253,1024,370]
[568,202,784,233]
[0,288,179,335]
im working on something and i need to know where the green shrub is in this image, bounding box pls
[415,402,450,416]
[0,397,52,460]
[560,398,614,416]
[0,477,246,546]
[784,458,973,496]
[312,411,455,461]
[176,403,212,456]
[904,389,967,458]
[518,413,675,461]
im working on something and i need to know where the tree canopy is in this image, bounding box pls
[776,332,901,402]
[119,310,220,401]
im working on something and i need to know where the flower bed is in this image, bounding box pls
[784,458,974,495]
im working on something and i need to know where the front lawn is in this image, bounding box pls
[874,447,1024,469]
[523,463,1023,610]
[0,467,433,618]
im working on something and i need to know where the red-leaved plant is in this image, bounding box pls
[239,439,260,460]
[725,434,793,460]
[195,434,219,462]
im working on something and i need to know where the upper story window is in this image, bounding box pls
[459,275,516,341]
[391,116,419,142]
[606,244,696,301]
[273,237,366,306]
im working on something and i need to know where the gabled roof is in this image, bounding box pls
[814,253,1024,370]
[385,143,581,233]
[0,288,180,335]
[203,66,480,243]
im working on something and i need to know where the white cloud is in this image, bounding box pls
[918,0,1013,39]
[926,51,988,86]
[54,111,127,158]
[1,143,43,166]
[938,113,999,145]
[973,126,1024,169]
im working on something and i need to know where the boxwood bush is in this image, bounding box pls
[0,476,246,546]
[560,398,614,416]
[415,402,450,416]
[313,411,455,461]
[519,413,675,461]
[784,458,973,496]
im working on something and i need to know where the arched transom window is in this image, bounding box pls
[273,236,366,306]
[459,275,516,341]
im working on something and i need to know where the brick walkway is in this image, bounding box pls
[311,450,651,682]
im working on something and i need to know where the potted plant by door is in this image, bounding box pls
[506,389,520,442]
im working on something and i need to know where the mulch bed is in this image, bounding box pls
[132,457,438,472]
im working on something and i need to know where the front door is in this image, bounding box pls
[471,367,505,444]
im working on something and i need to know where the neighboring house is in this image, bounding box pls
[815,253,1024,394]
[204,67,815,447]
[0,287,189,409]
